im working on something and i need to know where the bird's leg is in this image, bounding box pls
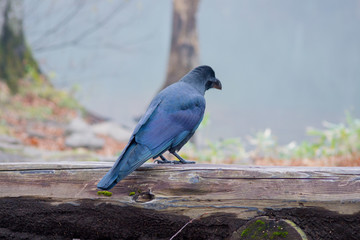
[154,154,181,164]
[172,152,196,164]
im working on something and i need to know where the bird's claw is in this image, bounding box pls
[154,159,181,164]
[154,159,195,164]
[178,159,196,164]
[171,152,196,164]
[154,154,196,164]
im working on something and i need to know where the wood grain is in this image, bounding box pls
[1,162,359,218]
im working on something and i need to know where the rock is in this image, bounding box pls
[0,135,21,144]
[0,142,23,151]
[66,117,91,135]
[65,132,104,150]
[65,117,105,149]
[0,152,25,162]
[22,146,44,158]
[91,121,131,142]
[0,135,24,153]
[27,130,46,139]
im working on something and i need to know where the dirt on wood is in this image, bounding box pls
[0,197,359,240]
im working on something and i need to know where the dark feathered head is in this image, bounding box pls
[181,65,222,95]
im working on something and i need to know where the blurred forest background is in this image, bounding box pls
[0,0,359,166]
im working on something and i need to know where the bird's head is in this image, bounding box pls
[181,65,222,95]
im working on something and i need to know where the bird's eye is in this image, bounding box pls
[205,81,213,90]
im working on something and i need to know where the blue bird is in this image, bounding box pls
[97,65,222,190]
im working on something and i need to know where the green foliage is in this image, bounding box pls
[182,137,248,163]
[249,112,360,160]
[20,66,83,112]
[283,112,360,159]
[0,119,10,135]
[187,112,360,163]
[25,63,42,86]
[26,105,53,120]
[5,97,52,121]
[248,128,278,158]
[1,73,82,123]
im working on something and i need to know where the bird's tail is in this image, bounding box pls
[97,140,152,190]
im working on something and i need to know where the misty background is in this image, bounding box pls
[23,0,360,144]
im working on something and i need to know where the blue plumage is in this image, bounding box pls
[97,65,222,190]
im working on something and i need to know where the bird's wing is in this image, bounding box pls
[135,95,205,152]
[97,98,164,190]
[132,98,163,137]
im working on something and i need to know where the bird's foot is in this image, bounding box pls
[172,152,196,164]
[154,159,181,164]
[178,159,196,164]
[154,155,181,164]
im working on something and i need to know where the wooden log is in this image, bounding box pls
[0,162,360,239]
[1,163,360,216]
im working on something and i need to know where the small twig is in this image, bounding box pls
[169,213,208,240]
[31,3,85,48]
[34,1,128,52]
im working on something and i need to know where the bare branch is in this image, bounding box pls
[169,213,208,240]
[31,2,85,48]
[34,1,128,52]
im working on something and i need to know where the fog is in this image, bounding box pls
[24,0,360,144]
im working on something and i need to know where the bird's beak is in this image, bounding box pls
[212,79,222,90]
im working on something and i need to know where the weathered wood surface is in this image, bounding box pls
[1,162,360,218]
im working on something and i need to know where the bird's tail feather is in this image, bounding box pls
[97,141,152,190]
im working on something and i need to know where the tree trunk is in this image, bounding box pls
[0,0,40,93]
[161,0,200,90]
